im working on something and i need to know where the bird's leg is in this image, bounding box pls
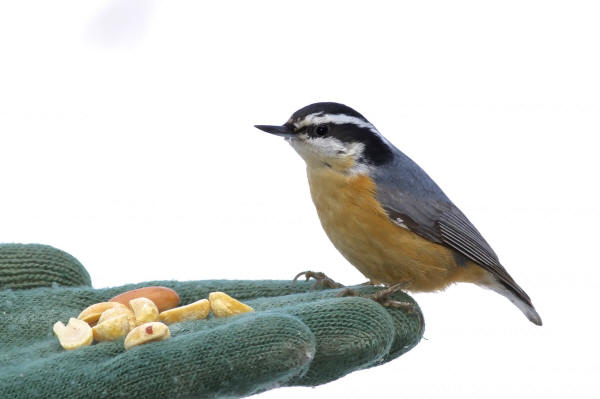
[337,280,383,298]
[337,281,406,299]
[293,270,345,289]
[338,282,417,313]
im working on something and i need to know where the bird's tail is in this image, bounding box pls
[481,277,542,326]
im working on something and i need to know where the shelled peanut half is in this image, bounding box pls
[208,292,254,317]
[52,286,253,351]
[159,299,210,324]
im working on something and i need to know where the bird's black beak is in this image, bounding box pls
[254,124,295,138]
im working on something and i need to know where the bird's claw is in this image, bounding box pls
[293,270,345,289]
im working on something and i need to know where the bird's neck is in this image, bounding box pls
[302,153,370,177]
[306,165,376,205]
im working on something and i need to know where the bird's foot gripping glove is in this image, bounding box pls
[0,244,424,399]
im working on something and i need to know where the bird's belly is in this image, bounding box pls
[307,168,484,291]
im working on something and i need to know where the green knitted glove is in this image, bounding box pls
[0,244,424,398]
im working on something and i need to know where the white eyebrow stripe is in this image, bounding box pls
[293,112,379,134]
[293,112,396,149]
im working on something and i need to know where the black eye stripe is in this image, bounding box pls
[324,123,394,165]
[316,125,328,136]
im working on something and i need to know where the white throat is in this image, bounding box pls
[288,137,371,175]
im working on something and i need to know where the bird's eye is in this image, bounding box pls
[315,125,328,136]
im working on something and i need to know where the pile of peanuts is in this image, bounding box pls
[52,287,253,351]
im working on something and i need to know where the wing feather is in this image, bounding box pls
[437,210,500,267]
[372,151,532,304]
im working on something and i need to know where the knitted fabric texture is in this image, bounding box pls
[0,245,424,398]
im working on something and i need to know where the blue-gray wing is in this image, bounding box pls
[371,150,530,301]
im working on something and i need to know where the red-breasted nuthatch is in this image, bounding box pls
[255,102,542,326]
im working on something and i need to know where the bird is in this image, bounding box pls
[255,102,542,326]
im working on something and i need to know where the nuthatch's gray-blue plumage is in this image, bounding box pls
[256,102,542,325]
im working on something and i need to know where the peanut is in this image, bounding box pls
[109,286,180,312]
[92,313,131,341]
[208,292,253,317]
[124,322,170,350]
[130,297,159,326]
[53,318,93,350]
[77,302,129,326]
[98,306,136,330]
[159,299,210,324]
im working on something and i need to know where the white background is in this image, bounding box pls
[1,1,598,398]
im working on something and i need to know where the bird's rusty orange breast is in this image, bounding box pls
[306,166,486,291]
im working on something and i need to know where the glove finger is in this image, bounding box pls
[0,244,91,290]
[247,295,397,386]
[1,313,315,399]
[377,297,424,363]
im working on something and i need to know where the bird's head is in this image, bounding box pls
[255,102,394,174]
